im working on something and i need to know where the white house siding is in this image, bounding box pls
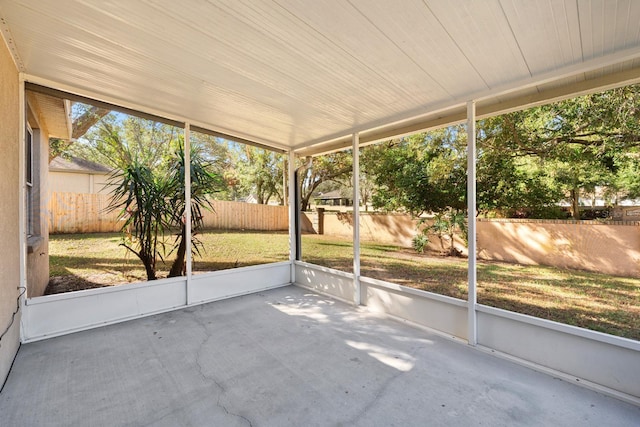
[49,170,110,195]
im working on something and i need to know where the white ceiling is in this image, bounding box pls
[2,0,640,154]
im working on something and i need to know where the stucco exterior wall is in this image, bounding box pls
[306,211,466,253]
[49,171,110,194]
[477,219,640,277]
[0,38,22,387]
[304,211,640,277]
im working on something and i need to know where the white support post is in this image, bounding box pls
[467,101,478,346]
[288,151,296,284]
[184,123,192,305]
[18,76,27,340]
[352,133,361,306]
[283,158,288,206]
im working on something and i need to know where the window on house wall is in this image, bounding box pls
[25,124,34,237]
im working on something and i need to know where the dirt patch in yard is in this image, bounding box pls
[45,273,142,295]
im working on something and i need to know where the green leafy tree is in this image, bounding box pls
[68,113,179,170]
[478,84,640,218]
[49,102,110,161]
[362,128,467,216]
[429,210,467,256]
[189,132,235,201]
[297,152,353,211]
[234,146,285,204]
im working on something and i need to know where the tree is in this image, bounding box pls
[67,113,179,170]
[189,132,235,200]
[165,142,225,277]
[478,84,640,218]
[364,84,640,221]
[49,103,110,161]
[233,146,285,204]
[297,152,352,211]
[108,159,168,280]
[362,128,467,216]
[428,210,467,256]
[108,140,223,280]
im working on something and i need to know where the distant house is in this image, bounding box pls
[49,156,112,195]
[239,194,282,206]
[314,189,352,207]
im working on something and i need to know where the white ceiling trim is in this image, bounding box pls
[7,1,640,156]
[0,9,23,71]
[22,73,290,152]
[294,44,640,155]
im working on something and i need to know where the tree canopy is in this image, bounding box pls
[297,152,353,211]
[361,84,640,219]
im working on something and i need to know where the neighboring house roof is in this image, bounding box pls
[315,190,350,200]
[49,156,111,174]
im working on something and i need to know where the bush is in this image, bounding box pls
[412,234,429,253]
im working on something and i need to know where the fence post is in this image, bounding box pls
[316,208,324,235]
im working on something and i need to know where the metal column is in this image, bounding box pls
[352,133,361,306]
[467,101,478,346]
[184,123,192,304]
[288,151,297,283]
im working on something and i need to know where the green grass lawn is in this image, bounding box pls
[48,231,640,340]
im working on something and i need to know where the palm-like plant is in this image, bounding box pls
[107,140,223,280]
[108,160,170,280]
[166,142,224,277]
[430,210,467,256]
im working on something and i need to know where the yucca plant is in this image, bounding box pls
[107,160,170,280]
[430,209,467,256]
[107,140,223,280]
[165,142,224,277]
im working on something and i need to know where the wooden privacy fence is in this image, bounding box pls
[48,192,289,234]
[203,200,288,231]
[49,192,122,233]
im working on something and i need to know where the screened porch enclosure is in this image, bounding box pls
[1,0,639,419]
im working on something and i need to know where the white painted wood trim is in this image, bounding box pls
[18,75,27,341]
[25,276,187,305]
[23,262,292,342]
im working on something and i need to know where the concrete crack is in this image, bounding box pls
[346,369,406,425]
[192,311,254,427]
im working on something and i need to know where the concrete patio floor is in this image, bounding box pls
[1,285,638,426]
